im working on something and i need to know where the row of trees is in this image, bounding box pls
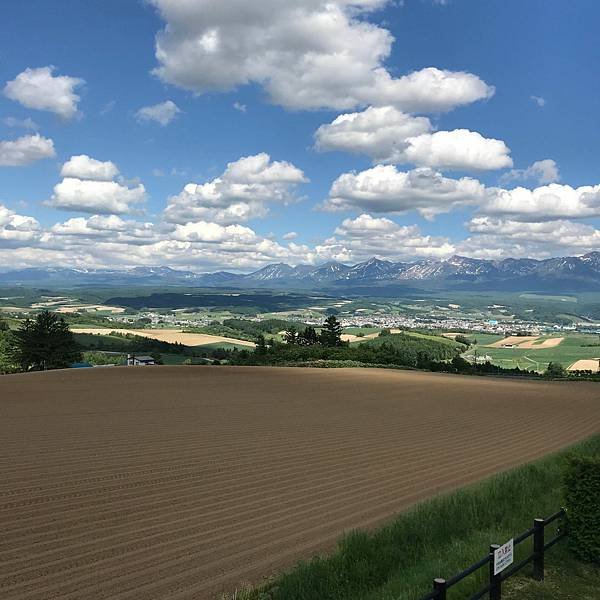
[240,317,465,369]
[280,316,345,348]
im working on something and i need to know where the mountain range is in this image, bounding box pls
[3,253,600,292]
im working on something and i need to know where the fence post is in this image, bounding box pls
[433,578,447,600]
[489,544,501,600]
[532,518,545,581]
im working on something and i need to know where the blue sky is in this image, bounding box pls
[1,0,599,271]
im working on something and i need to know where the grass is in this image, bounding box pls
[343,327,383,336]
[225,435,600,600]
[73,332,134,348]
[194,341,253,351]
[504,546,600,599]
[471,334,600,372]
[364,332,462,350]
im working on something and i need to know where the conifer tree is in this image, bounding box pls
[10,311,82,371]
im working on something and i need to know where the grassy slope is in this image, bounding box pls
[231,435,600,600]
[363,332,463,350]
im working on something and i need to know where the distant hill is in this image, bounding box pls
[3,253,600,292]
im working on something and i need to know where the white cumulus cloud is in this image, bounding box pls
[323,165,485,218]
[49,179,147,215]
[500,159,560,185]
[60,155,120,181]
[4,66,84,120]
[0,204,41,246]
[461,216,600,259]
[172,221,258,243]
[316,111,512,170]
[48,156,146,214]
[481,182,600,221]
[164,153,308,224]
[399,129,512,171]
[315,106,432,162]
[136,100,181,125]
[0,134,56,167]
[316,213,455,262]
[150,1,494,112]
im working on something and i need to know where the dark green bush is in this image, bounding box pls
[565,454,600,563]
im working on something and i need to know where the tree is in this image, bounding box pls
[255,334,268,355]
[451,355,473,373]
[0,329,17,374]
[298,326,319,346]
[284,327,299,345]
[320,315,344,347]
[455,335,473,347]
[10,311,82,371]
[545,361,567,379]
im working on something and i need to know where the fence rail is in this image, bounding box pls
[419,508,566,600]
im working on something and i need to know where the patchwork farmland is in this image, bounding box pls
[1,367,600,599]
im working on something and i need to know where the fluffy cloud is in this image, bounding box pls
[316,109,511,170]
[60,155,119,181]
[171,221,258,243]
[49,178,146,215]
[500,159,560,185]
[49,215,156,243]
[4,66,84,119]
[0,134,56,166]
[481,182,600,221]
[315,106,432,162]
[0,204,41,246]
[323,165,485,218]
[135,100,181,126]
[315,213,455,262]
[150,1,493,112]
[461,216,600,259]
[164,153,308,224]
[399,129,512,171]
[48,156,146,214]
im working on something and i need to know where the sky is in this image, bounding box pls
[1,0,600,272]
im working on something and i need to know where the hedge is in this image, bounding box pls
[564,454,600,563]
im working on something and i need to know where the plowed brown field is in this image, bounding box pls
[1,367,599,599]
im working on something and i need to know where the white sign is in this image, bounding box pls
[493,539,514,575]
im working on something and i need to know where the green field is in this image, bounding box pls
[343,327,383,336]
[467,333,600,372]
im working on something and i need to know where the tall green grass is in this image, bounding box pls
[235,435,600,600]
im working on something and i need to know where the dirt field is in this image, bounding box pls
[568,359,600,372]
[486,336,564,349]
[72,328,256,347]
[56,305,126,314]
[517,337,564,349]
[487,335,539,347]
[1,367,599,600]
[341,332,380,342]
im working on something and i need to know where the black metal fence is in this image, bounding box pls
[418,508,567,600]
